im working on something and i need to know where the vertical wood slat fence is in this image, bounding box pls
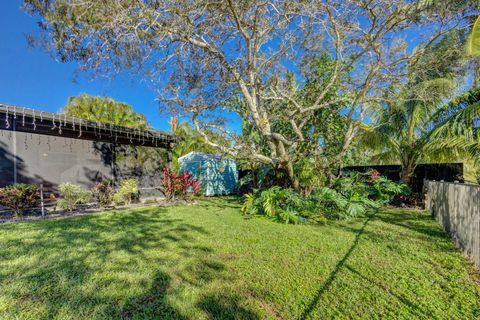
[426,180,480,268]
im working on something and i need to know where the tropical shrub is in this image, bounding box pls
[113,179,138,205]
[308,187,377,220]
[57,183,91,212]
[92,181,114,207]
[370,176,411,204]
[161,167,177,202]
[0,183,38,217]
[336,170,410,205]
[241,187,305,224]
[241,171,411,223]
[177,171,201,200]
[161,168,201,202]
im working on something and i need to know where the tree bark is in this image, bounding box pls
[285,160,300,191]
[400,162,415,185]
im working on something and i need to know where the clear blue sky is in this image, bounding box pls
[0,1,175,132]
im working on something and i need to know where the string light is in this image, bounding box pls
[32,110,36,130]
[51,113,56,130]
[5,106,10,129]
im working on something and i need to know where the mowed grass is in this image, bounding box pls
[0,198,479,319]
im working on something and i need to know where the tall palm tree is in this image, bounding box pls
[360,81,480,184]
[63,94,149,129]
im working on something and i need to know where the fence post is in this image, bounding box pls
[40,184,45,217]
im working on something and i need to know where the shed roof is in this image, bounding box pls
[0,103,178,148]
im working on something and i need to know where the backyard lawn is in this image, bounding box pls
[0,198,479,319]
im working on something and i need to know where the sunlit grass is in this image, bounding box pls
[0,197,478,319]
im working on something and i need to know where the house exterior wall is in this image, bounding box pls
[0,129,167,197]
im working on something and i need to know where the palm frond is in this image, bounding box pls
[467,16,480,56]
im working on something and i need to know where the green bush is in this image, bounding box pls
[241,171,411,223]
[0,183,38,217]
[242,187,309,224]
[370,176,411,204]
[113,179,138,205]
[57,183,91,212]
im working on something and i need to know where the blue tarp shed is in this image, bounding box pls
[178,152,238,196]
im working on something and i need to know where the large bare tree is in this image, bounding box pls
[24,0,477,188]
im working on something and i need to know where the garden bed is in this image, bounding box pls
[0,199,193,223]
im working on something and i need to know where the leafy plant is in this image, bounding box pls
[113,179,138,205]
[0,183,38,217]
[161,168,201,202]
[57,183,91,212]
[241,170,409,223]
[161,167,177,202]
[241,187,304,224]
[92,181,114,207]
[370,176,411,204]
[176,171,201,200]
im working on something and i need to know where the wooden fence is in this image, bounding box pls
[426,180,480,267]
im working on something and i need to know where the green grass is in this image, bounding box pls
[0,197,479,319]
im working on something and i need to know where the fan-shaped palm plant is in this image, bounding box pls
[63,94,149,129]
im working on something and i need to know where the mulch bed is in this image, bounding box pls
[0,199,193,224]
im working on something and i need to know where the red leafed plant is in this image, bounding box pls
[161,168,201,202]
[161,167,178,202]
[369,169,381,182]
[189,179,201,196]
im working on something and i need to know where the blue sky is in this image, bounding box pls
[0,1,177,132]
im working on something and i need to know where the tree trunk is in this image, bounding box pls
[285,161,300,191]
[400,163,414,185]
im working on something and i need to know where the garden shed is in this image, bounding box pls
[178,152,238,196]
[0,103,178,198]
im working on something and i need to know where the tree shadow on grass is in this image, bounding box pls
[299,215,372,320]
[116,272,187,320]
[374,209,449,240]
[0,206,247,319]
[198,294,260,320]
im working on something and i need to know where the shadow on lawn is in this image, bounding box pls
[300,215,372,320]
[0,206,255,319]
[374,209,449,240]
[300,209,457,320]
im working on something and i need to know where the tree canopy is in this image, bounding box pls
[24,0,480,189]
[63,94,149,129]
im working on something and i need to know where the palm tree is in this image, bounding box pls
[169,118,220,170]
[360,81,480,184]
[63,94,149,129]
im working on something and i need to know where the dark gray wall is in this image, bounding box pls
[0,129,167,197]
